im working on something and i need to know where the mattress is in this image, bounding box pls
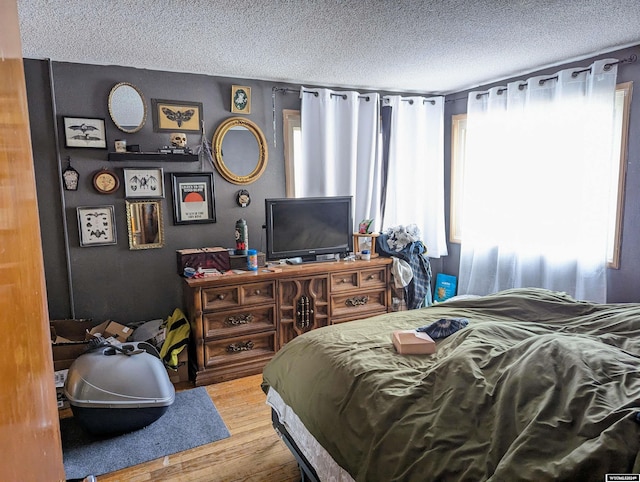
[266,387,354,482]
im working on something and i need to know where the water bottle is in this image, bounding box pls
[247,249,258,271]
[235,219,248,255]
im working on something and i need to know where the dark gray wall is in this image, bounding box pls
[440,45,640,302]
[25,60,301,322]
[25,44,640,325]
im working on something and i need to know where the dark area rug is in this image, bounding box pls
[61,386,230,480]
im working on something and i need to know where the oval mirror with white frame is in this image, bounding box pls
[212,117,268,185]
[126,200,164,250]
[108,82,147,134]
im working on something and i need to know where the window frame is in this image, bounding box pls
[282,109,301,198]
[449,82,633,269]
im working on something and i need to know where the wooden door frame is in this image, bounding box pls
[0,1,65,480]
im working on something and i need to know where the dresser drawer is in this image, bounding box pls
[204,331,276,368]
[331,287,388,319]
[203,305,276,339]
[330,266,388,292]
[240,281,275,305]
[360,266,388,288]
[330,271,359,292]
[202,281,275,310]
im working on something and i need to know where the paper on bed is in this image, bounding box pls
[392,329,436,354]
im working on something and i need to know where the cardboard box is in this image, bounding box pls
[166,349,189,383]
[176,247,231,275]
[392,330,436,355]
[50,319,95,371]
[87,320,132,344]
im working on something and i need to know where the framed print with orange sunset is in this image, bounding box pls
[171,172,216,224]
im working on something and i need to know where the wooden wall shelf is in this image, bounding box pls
[107,152,199,162]
[353,232,380,256]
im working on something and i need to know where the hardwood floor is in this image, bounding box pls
[97,374,301,481]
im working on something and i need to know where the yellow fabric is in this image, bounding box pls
[159,308,190,369]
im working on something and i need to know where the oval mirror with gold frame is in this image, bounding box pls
[212,117,268,185]
[126,200,164,250]
[108,82,147,134]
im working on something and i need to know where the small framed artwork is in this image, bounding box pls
[231,85,251,114]
[63,117,107,149]
[77,205,117,247]
[170,172,216,225]
[123,167,165,198]
[151,98,202,132]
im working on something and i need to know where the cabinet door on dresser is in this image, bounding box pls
[278,275,329,347]
[330,264,390,324]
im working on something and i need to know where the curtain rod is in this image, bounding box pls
[274,54,637,106]
[274,87,372,101]
[387,97,436,105]
[274,86,438,104]
[473,54,637,99]
[270,86,437,148]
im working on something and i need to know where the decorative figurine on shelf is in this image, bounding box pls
[170,132,187,148]
[359,219,374,234]
[235,219,248,255]
[159,133,192,154]
[114,139,127,152]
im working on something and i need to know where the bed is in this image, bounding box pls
[261,288,640,481]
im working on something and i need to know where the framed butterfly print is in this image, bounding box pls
[77,205,117,247]
[151,99,203,133]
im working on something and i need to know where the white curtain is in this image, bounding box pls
[458,59,619,302]
[298,87,381,231]
[382,95,448,258]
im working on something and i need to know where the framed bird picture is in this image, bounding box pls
[63,117,107,149]
[151,99,203,133]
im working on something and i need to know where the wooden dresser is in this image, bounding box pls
[183,257,392,385]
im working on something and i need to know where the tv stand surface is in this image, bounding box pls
[183,257,392,385]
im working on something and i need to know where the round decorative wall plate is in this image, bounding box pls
[92,169,120,194]
[236,189,251,207]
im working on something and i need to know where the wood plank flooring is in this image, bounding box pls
[96,374,300,481]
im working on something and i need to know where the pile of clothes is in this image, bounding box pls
[376,224,432,309]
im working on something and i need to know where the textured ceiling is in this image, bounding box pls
[17,0,640,95]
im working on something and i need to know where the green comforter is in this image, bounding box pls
[262,288,640,481]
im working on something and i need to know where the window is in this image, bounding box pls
[282,109,301,197]
[450,82,633,268]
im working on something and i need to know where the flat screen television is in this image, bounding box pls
[265,196,353,262]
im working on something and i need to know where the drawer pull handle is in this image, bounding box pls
[225,314,254,326]
[217,294,225,300]
[296,295,313,329]
[255,289,261,295]
[367,274,375,280]
[227,341,254,352]
[341,278,348,283]
[346,296,369,307]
